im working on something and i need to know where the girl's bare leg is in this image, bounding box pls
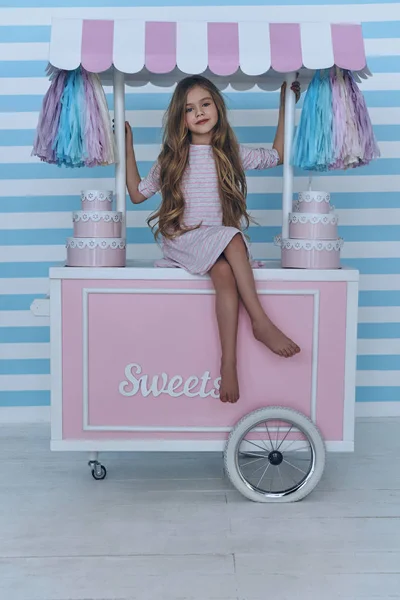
[223,234,300,358]
[209,257,240,403]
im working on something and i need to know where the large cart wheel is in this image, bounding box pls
[224,406,326,503]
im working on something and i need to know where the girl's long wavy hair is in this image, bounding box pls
[147,75,251,240]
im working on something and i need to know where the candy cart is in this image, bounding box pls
[30,18,375,502]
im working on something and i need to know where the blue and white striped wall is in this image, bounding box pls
[0,0,399,422]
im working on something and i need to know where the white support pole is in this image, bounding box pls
[282,72,297,240]
[113,68,126,238]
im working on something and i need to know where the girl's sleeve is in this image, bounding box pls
[137,161,161,199]
[240,144,280,170]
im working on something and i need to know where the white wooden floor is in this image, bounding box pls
[1,417,400,600]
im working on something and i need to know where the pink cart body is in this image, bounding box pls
[49,262,358,454]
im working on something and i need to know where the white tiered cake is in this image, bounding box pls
[66,190,126,267]
[276,191,343,269]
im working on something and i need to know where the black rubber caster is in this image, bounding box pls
[91,465,107,480]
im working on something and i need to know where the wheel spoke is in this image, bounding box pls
[242,438,270,454]
[277,465,285,490]
[252,460,271,476]
[240,451,267,458]
[282,458,308,475]
[256,461,271,487]
[264,422,275,450]
[275,421,280,451]
[290,442,311,452]
[241,456,266,468]
[282,437,309,452]
[269,469,275,493]
[276,425,293,451]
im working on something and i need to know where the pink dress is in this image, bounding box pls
[138,144,279,275]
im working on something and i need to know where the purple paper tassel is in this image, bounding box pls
[328,68,380,170]
[32,69,67,163]
[330,69,346,170]
[345,70,381,166]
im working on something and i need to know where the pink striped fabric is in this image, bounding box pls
[145,21,176,74]
[269,23,302,73]
[331,24,366,71]
[208,23,240,76]
[137,144,279,274]
[81,20,114,72]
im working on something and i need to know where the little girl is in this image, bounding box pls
[126,75,301,404]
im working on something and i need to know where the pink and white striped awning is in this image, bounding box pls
[49,19,369,84]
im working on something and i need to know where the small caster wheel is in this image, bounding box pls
[91,465,107,480]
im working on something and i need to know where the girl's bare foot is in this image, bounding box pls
[219,362,240,403]
[252,317,300,358]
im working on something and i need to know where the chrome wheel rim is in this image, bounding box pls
[235,417,316,498]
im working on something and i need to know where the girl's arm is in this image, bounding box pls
[273,81,301,165]
[239,82,300,172]
[272,93,285,165]
[125,122,147,205]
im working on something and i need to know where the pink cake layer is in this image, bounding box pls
[294,191,332,214]
[81,190,113,212]
[281,247,341,269]
[293,200,333,214]
[66,238,126,267]
[289,213,338,240]
[275,237,343,270]
[73,211,122,238]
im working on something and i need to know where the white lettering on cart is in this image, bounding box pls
[119,363,220,399]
